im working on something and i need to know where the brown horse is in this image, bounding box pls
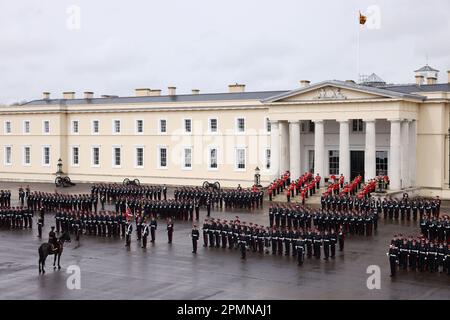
[38,232,71,274]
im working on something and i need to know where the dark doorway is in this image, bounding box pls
[351,151,365,181]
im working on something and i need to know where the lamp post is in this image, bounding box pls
[56,158,63,175]
[254,166,261,187]
[448,128,450,188]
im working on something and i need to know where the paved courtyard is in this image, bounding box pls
[0,182,448,300]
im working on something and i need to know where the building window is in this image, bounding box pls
[158,147,167,168]
[23,146,31,165]
[113,147,121,167]
[236,148,246,170]
[92,120,99,134]
[352,119,364,132]
[72,121,79,134]
[209,148,218,169]
[42,146,50,166]
[24,121,30,134]
[376,151,388,176]
[113,120,121,134]
[328,150,339,175]
[136,120,144,134]
[136,147,144,167]
[5,121,12,134]
[309,121,315,133]
[265,148,271,169]
[237,118,245,133]
[72,147,79,166]
[183,147,192,169]
[266,118,271,133]
[159,119,167,134]
[308,150,315,173]
[92,147,100,167]
[4,146,12,165]
[184,119,192,133]
[43,121,50,134]
[209,118,218,133]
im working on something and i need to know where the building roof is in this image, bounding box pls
[414,65,439,72]
[22,90,289,106]
[382,83,450,94]
[263,80,425,103]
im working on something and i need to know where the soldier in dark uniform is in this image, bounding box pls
[125,219,133,247]
[141,220,149,248]
[37,215,44,238]
[387,244,399,277]
[150,215,157,243]
[191,225,200,253]
[239,231,247,259]
[202,218,209,247]
[167,218,174,244]
[295,236,305,265]
[313,231,322,259]
[323,230,330,260]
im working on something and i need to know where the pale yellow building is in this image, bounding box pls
[1,66,450,197]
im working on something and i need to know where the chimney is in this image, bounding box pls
[191,89,200,95]
[63,92,75,99]
[447,70,450,84]
[426,76,437,85]
[415,75,424,86]
[43,92,50,100]
[228,83,246,93]
[84,91,94,99]
[299,80,311,88]
[149,89,161,96]
[135,88,151,97]
[168,86,176,96]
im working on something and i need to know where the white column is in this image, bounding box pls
[279,121,290,175]
[401,120,410,188]
[338,120,350,181]
[314,120,325,177]
[389,119,401,190]
[409,120,417,186]
[289,121,301,179]
[270,120,280,180]
[364,119,376,181]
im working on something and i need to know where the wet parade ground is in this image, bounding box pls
[0,182,448,300]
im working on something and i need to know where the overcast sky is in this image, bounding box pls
[1,0,449,104]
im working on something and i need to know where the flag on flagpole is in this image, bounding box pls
[126,206,133,221]
[359,11,367,25]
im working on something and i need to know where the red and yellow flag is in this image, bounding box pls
[359,11,367,25]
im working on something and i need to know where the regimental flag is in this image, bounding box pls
[126,206,133,221]
[359,11,367,25]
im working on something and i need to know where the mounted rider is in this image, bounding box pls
[48,226,58,252]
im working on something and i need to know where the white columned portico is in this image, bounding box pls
[401,120,410,188]
[289,121,301,179]
[314,120,325,177]
[338,120,350,181]
[409,120,417,186]
[389,119,401,190]
[270,120,280,180]
[364,119,376,181]
[279,121,290,175]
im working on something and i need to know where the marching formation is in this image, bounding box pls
[0,207,33,229]
[388,235,449,276]
[201,217,344,264]
[91,183,168,202]
[270,203,378,237]
[420,215,450,242]
[381,197,441,220]
[174,186,264,210]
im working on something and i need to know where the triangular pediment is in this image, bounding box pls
[262,80,424,103]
